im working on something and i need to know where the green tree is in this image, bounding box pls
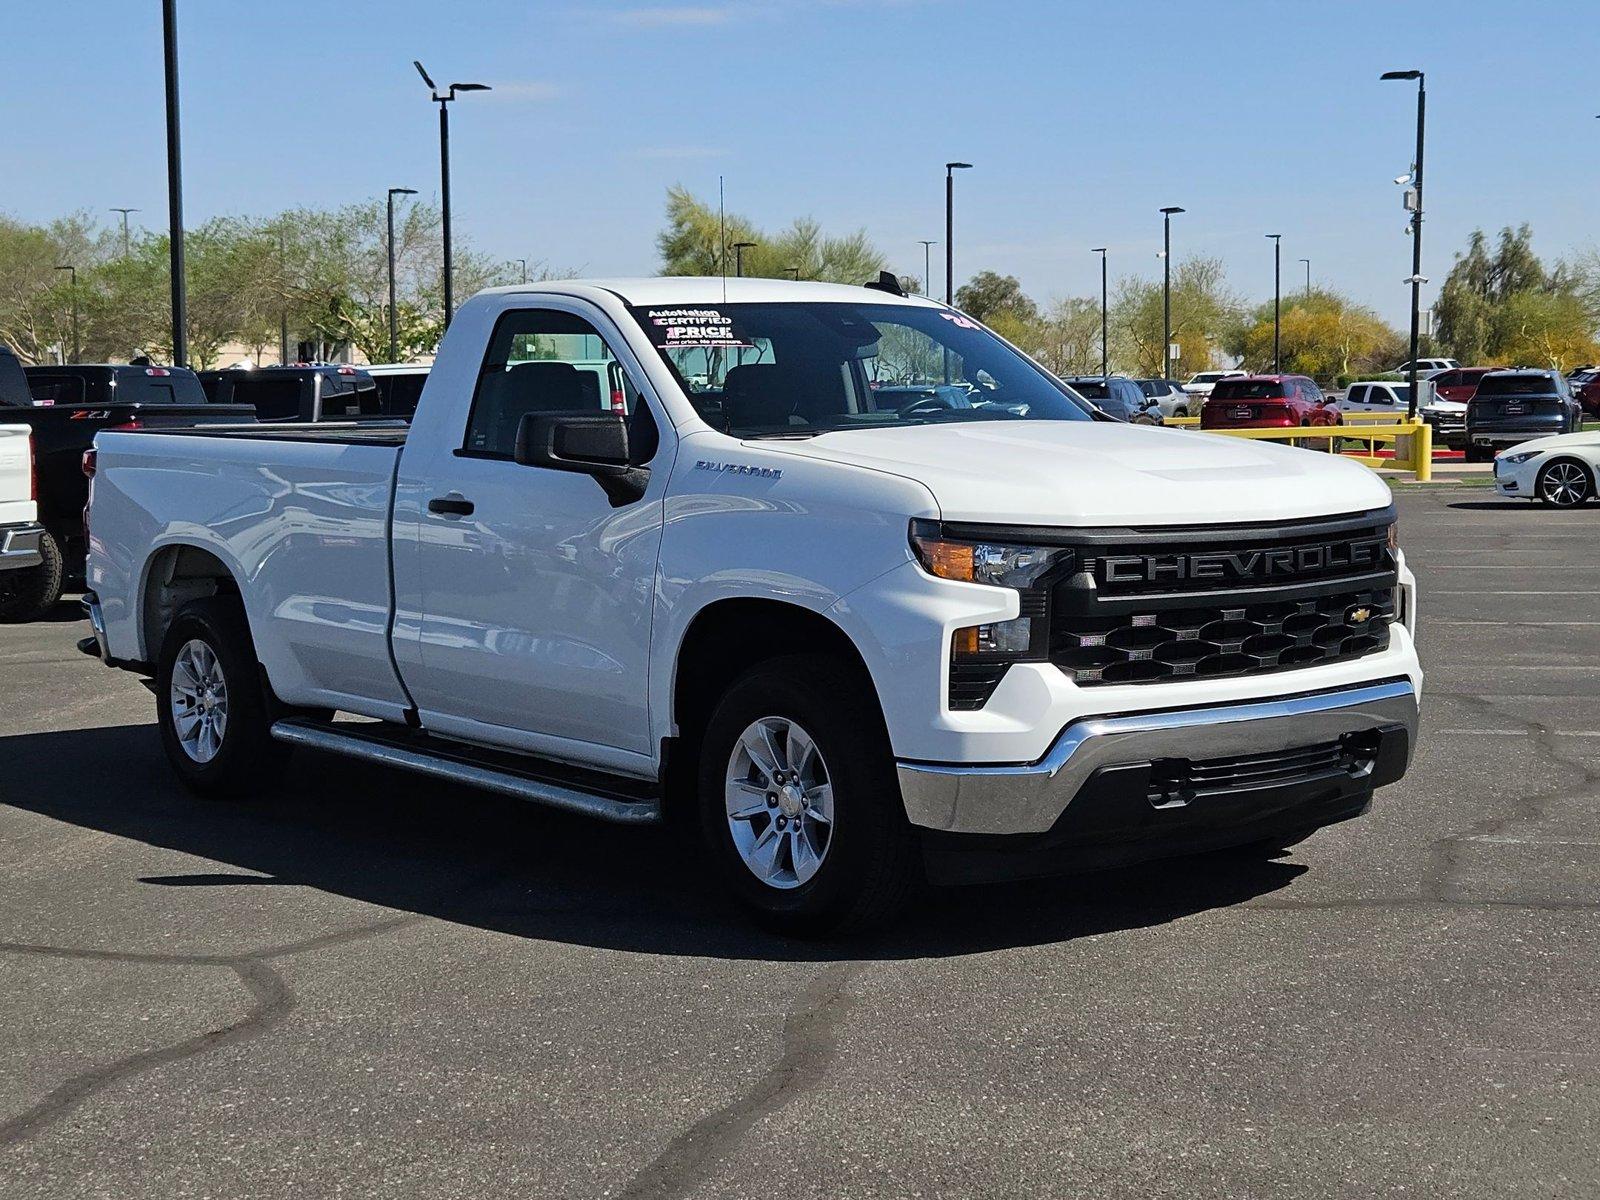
[955,271,1038,324]
[655,185,887,284]
[1110,256,1241,378]
[1223,289,1402,381]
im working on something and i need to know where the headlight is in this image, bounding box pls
[909,521,1070,589]
[1501,450,1541,465]
[1387,521,1399,554]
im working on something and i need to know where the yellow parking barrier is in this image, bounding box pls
[1159,415,1433,481]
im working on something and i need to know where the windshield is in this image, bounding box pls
[1477,374,1558,397]
[1189,372,1228,385]
[628,301,1093,437]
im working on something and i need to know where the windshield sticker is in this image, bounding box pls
[938,312,979,330]
[645,308,753,349]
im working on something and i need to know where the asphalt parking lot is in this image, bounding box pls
[1,487,1597,1199]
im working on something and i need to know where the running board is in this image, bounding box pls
[269,719,662,826]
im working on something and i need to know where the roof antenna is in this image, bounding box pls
[719,175,727,303]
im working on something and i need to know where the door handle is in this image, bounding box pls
[428,494,475,517]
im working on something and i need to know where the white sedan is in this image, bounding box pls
[1493,431,1600,507]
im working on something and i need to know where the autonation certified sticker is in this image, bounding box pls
[645,308,752,349]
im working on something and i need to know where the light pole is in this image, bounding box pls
[1091,248,1108,378]
[55,266,78,364]
[732,241,756,277]
[162,0,187,366]
[415,61,490,327]
[110,208,139,257]
[1267,234,1282,373]
[1382,68,1426,421]
[917,240,937,297]
[1299,257,1311,298]
[1160,206,1184,381]
[387,187,417,363]
[515,257,527,284]
[944,162,972,304]
[278,228,290,365]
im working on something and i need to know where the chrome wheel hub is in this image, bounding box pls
[725,716,834,890]
[170,638,228,764]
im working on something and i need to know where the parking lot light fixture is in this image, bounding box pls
[1267,235,1282,374]
[1382,69,1426,420]
[110,208,140,258]
[732,241,757,277]
[1091,248,1108,378]
[162,0,187,366]
[55,265,78,364]
[416,62,491,327]
[1299,257,1311,298]
[944,163,972,305]
[917,240,937,296]
[386,187,418,363]
[1160,207,1185,381]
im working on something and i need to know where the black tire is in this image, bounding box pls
[0,529,64,623]
[156,596,286,798]
[697,655,918,937]
[1536,457,1594,508]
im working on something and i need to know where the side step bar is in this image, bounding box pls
[269,718,662,826]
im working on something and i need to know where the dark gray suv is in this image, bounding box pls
[1465,370,1583,462]
[1059,375,1146,422]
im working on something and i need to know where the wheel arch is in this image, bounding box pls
[137,541,246,664]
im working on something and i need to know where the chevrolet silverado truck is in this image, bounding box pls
[83,278,1421,933]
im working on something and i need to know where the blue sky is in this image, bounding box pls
[7,0,1598,327]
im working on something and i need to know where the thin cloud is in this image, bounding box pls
[483,81,562,103]
[631,146,727,160]
[611,5,737,26]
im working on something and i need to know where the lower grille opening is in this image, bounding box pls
[949,661,1011,711]
[1145,731,1381,809]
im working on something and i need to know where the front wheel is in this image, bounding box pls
[157,596,286,798]
[1537,458,1593,507]
[698,655,917,936]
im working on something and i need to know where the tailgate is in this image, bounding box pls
[0,425,33,525]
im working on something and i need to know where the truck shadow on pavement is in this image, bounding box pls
[1,722,1309,962]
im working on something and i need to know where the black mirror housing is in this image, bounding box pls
[515,412,631,475]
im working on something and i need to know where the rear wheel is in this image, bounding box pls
[697,655,917,936]
[0,529,64,623]
[156,596,286,798]
[1537,458,1593,507]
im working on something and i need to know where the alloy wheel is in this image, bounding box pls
[1540,461,1590,507]
[724,716,834,890]
[170,638,229,763]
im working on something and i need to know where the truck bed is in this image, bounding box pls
[119,420,410,447]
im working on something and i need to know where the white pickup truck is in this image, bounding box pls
[83,278,1421,933]
[0,424,47,614]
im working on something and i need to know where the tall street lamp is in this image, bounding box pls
[162,0,188,366]
[1382,68,1426,420]
[110,208,139,258]
[55,265,79,364]
[1160,206,1185,381]
[917,240,937,297]
[515,258,527,285]
[1266,234,1282,373]
[1299,257,1311,298]
[415,61,490,327]
[387,187,418,363]
[732,241,756,277]
[1091,248,1109,378]
[944,162,972,304]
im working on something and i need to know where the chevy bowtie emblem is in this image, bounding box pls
[1349,606,1371,624]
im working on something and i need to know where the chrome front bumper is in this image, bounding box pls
[0,522,43,571]
[898,679,1419,835]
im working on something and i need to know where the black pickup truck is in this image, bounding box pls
[198,364,383,421]
[0,356,252,620]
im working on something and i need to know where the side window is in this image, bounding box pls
[1347,385,1367,405]
[464,308,643,459]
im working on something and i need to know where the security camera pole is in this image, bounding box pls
[1382,69,1426,420]
[415,61,491,327]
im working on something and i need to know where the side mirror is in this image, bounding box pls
[514,411,650,506]
[515,412,631,475]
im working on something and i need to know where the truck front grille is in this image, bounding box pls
[1054,587,1394,685]
[1046,509,1398,688]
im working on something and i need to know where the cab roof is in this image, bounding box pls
[475,276,942,309]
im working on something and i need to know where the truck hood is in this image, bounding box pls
[762,421,1393,525]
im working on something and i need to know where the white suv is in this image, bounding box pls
[1182,370,1247,400]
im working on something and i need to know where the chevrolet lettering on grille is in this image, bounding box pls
[1100,537,1387,586]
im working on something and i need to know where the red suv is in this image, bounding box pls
[1201,375,1341,429]
[1570,369,1600,418]
[1429,367,1493,404]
